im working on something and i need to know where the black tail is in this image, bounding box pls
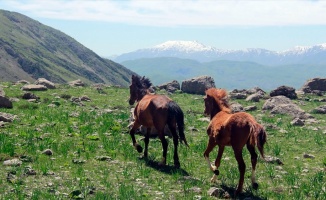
[167,101,188,147]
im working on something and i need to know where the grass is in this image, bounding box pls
[0,82,325,199]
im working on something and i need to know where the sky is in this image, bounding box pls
[1,0,326,57]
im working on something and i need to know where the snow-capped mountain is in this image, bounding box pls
[113,40,326,65]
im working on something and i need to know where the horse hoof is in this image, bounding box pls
[174,162,180,168]
[213,169,219,175]
[135,145,143,153]
[252,182,259,190]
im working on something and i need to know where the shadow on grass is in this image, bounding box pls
[219,184,267,200]
[139,157,189,176]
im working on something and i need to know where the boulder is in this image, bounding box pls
[0,96,13,108]
[312,105,326,114]
[35,78,56,89]
[69,79,85,87]
[181,76,215,95]
[21,84,47,91]
[270,85,297,99]
[0,112,15,122]
[300,77,326,93]
[22,92,39,100]
[158,80,180,93]
[263,96,312,119]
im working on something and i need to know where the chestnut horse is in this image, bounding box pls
[128,75,188,168]
[203,88,267,196]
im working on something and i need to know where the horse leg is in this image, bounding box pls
[143,127,151,158]
[247,144,258,189]
[130,122,143,153]
[209,145,225,182]
[203,138,218,181]
[158,129,168,166]
[233,148,246,196]
[168,123,180,168]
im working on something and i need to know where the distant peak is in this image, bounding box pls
[153,40,214,52]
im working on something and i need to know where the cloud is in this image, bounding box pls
[4,0,326,26]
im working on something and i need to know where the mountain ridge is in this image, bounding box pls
[0,9,135,87]
[114,40,326,65]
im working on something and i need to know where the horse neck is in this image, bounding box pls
[137,88,151,101]
[210,103,231,119]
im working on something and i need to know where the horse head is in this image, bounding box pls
[204,88,231,118]
[128,75,152,105]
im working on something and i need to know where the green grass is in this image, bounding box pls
[0,82,325,199]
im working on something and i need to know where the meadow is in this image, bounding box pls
[0,83,325,199]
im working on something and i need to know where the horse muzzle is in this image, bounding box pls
[128,98,135,105]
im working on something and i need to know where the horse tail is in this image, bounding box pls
[167,101,189,147]
[249,123,267,160]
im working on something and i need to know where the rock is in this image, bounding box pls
[270,104,312,119]
[15,80,30,85]
[158,80,180,93]
[181,76,215,95]
[246,93,262,102]
[35,78,56,89]
[42,149,53,156]
[270,85,297,99]
[69,79,85,87]
[229,92,247,99]
[291,118,305,126]
[264,156,284,165]
[303,153,315,159]
[22,92,40,100]
[80,95,91,101]
[0,112,15,122]
[3,158,22,166]
[207,187,229,198]
[262,96,293,110]
[300,77,326,94]
[0,96,13,108]
[244,105,257,111]
[230,102,243,113]
[22,84,47,91]
[312,105,326,114]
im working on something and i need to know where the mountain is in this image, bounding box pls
[0,10,135,86]
[114,40,326,65]
[121,57,324,91]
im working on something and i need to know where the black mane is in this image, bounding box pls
[135,75,152,89]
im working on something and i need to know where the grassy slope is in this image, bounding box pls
[0,83,325,199]
[0,10,134,87]
[121,57,325,90]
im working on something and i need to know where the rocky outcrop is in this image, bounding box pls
[270,85,297,99]
[300,77,326,94]
[158,80,180,93]
[35,78,56,89]
[0,96,13,108]
[69,79,85,87]
[181,76,215,95]
[21,84,47,91]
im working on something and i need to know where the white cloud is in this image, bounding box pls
[5,0,326,26]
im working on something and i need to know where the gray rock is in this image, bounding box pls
[291,118,305,126]
[158,80,180,93]
[35,78,56,89]
[244,105,257,111]
[312,105,326,114]
[0,96,13,108]
[22,84,47,91]
[69,79,85,87]
[3,158,22,166]
[181,76,215,95]
[22,92,39,100]
[0,112,15,122]
[270,85,297,99]
[42,149,53,156]
[270,104,312,119]
[300,77,326,93]
[230,102,243,113]
[262,96,293,110]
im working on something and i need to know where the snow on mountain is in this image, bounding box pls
[114,41,326,65]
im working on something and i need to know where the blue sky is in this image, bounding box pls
[1,0,326,57]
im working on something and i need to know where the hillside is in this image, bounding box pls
[0,10,135,87]
[121,57,324,90]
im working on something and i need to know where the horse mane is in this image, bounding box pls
[133,75,152,89]
[205,88,231,113]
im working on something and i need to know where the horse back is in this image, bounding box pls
[134,94,171,127]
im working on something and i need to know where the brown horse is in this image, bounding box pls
[128,75,188,168]
[203,88,267,196]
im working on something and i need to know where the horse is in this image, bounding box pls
[203,88,267,196]
[128,75,188,168]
